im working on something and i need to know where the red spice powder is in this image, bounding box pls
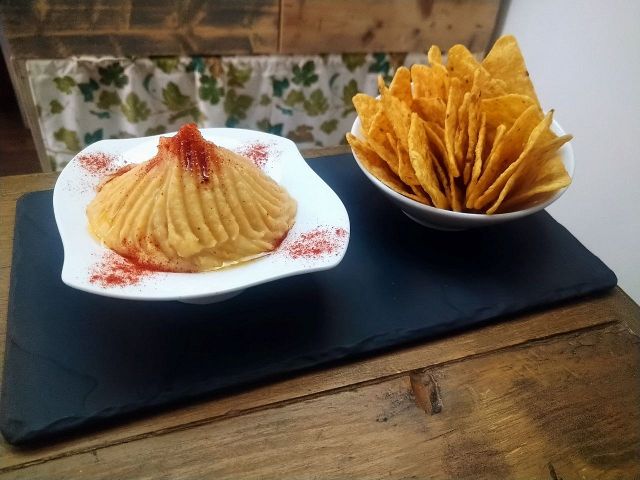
[89,252,156,287]
[77,152,118,175]
[238,142,271,169]
[282,227,348,259]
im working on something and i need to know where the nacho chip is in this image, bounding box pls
[381,89,412,152]
[467,112,488,205]
[427,45,443,65]
[431,63,450,102]
[454,92,471,173]
[470,105,543,204]
[484,131,572,213]
[369,138,399,176]
[482,94,537,131]
[471,65,508,99]
[347,132,414,198]
[444,77,464,178]
[408,113,450,209]
[397,145,421,186]
[352,94,379,133]
[449,175,463,212]
[377,74,389,96]
[466,123,506,207]
[412,97,446,126]
[475,111,570,210]
[423,122,450,197]
[364,110,397,172]
[411,184,433,205]
[482,35,541,108]
[498,154,571,212]
[465,69,485,162]
[390,66,412,106]
[447,44,480,87]
[410,65,432,99]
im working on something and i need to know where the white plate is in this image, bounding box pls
[53,128,350,303]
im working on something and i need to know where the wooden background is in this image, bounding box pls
[0,0,503,171]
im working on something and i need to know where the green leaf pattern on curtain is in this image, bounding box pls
[27,53,425,170]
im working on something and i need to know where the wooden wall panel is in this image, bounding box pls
[0,0,280,57]
[281,0,502,54]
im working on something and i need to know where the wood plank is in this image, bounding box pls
[0,287,633,469]
[0,0,279,57]
[5,322,638,478]
[280,0,502,54]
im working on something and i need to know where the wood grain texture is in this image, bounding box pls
[4,322,639,479]
[0,0,280,57]
[1,0,503,57]
[1,164,639,478]
[280,0,502,54]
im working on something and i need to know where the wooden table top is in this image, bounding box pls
[1,148,639,479]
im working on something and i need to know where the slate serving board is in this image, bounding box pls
[0,153,616,445]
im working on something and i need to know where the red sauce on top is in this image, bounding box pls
[165,123,220,183]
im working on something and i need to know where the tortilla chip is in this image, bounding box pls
[449,174,463,212]
[366,111,399,175]
[484,131,572,213]
[396,143,421,187]
[454,92,471,173]
[390,66,413,106]
[428,45,443,65]
[466,113,488,205]
[347,132,414,198]
[470,105,543,204]
[482,35,541,108]
[447,44,480,87]
[412,97,446,126]
[444,77,463,178]
[482,94,537,131]
[352,94,379,133]
[423,122,450,197]
[377,74,389,96]
[476,111,571,211]
[466,123,506,207]
[498,154,571,212]
[408,113,450,209]
[411,184,433,205]
[381,89,412,152]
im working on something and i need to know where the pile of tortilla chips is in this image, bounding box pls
[346,35,572,214]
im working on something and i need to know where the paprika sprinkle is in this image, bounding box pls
[89,252,157,288]
[282,227,348,259]
[76,152,119,175]
[238,142,271,169]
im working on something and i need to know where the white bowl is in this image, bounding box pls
[53,128,350,303]
[350,117,574,230]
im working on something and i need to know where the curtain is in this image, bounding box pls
[27,53,425,171]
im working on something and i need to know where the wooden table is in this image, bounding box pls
[1,150,639,479]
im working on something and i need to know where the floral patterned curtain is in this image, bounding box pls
[27,53,426,171]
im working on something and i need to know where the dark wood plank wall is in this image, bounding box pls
[1,0,501,57]
[0,0,502,172]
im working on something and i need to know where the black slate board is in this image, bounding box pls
[0,154,616,445]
